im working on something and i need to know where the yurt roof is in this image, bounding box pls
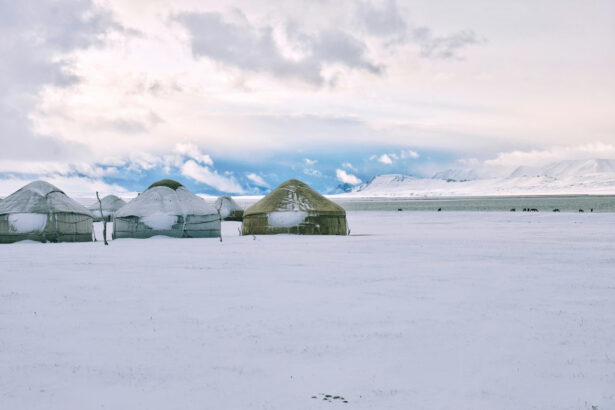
[244,179,345,216]
[214,196,242,211]
[0,180,92,216]
[88,195,127,213]
[148,179,183,190]
[115,181,216,218]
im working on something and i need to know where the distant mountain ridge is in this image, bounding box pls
[509,159,615,179]
[342,159,615,197]
[432,168,481,182]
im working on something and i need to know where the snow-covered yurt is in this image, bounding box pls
[241,179,347,235]
[0,181,93,243]
[214,196,244,221]
[88,195,126,221]
[113,179,220,239]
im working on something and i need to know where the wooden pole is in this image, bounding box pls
[96,192,108,246]
[215,201,223,242]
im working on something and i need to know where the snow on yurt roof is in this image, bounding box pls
[0,181,92,216]
[88,195,127,214]
[88,195,126,212]
[214,195,243,219]
[115,179,216,218]
[215,196,242,212]
[244,179,345,216]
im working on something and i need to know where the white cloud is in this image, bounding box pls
[120,145,215,175]
[378,153,393,164]
[125,152,161,171]
[484,142,615,169]
[0,0,120,163]
[180,160,244,193]
[411,27,485,60]
[175,11,382,85]
[342,162,357,172]
[0,160,117,178]
[438,142,615,179]
[246,173,268,187]
[174,143,214,166]
[0,175,130,199]
[374,150,419,164]
[303,168,322,176]
[302,159,322,176]
[336,169,362,185]
[401,150,420,159]
[2,0,615,187]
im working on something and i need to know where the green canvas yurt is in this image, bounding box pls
[88,194,127,222]
[214,196,244,221]
[241,179,347,235]
[0,181,93,243]
[113,179,220,239]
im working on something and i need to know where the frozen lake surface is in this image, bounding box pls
[334,194,615,212]
[1,212,614,409]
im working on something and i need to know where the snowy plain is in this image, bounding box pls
[1,211,614,410]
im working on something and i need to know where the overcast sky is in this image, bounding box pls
[1,0,614,196]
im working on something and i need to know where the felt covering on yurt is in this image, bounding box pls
[88,195,127,221]
[241,179,347,235]
[113,179,220,239]
[0,181,93,243]
[214,196,244,221]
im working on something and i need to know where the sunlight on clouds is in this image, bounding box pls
[27,0,498,160]
[246,173,268,187]
[427,143,615,180]
[0,175,130,198]
[401,150,419,159]
[336,169,361,185]
[378,154,393,164]
[0,160,117,178]
[371,150,418,166]
[303,168,322,177]
[481,143,615,175]
[2,0,615,195]
[180,160,244,193]
[174,143,214,166]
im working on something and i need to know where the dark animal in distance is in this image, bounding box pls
[579,209,584,213]
[510,208,516,212]
[437,208,442,212]
[553,209,560,212]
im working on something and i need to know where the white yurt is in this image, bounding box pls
[88,195,127,221]
[0,181,93,243]
[214,196,244,221]
[113,179,220,239]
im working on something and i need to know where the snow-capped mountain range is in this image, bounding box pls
[341,159,615,197]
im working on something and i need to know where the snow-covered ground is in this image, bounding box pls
[1,212,614,409]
